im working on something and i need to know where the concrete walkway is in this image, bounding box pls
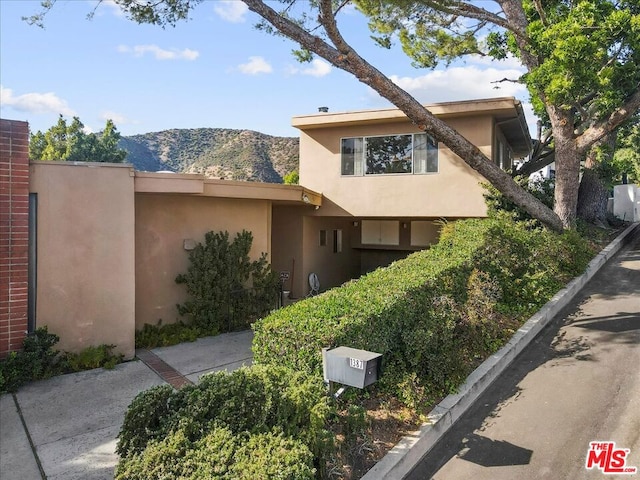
[0,330,253,480]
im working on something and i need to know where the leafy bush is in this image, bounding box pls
[0,327,124,392]
[115,427,315,480]
[62,344,123,371]
[0,328,62,392]
[175,230,281,333]
[230,431,316,480]
[116,384,176,458]
[483,175,555,225]
[117,365,332,463]
[253,217,594,407]
[135,321,209,349]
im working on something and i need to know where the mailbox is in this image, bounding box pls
[322,346,382,389]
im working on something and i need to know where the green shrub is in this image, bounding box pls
[230,430,316,480]
[0,327,125,392]
[0,328,63,392]
[135,321,209,349]
[115,426,237,480]
[115,427,315,480]
[115,384,176,458]
[62,344,123,371]
[175,230,281,333]
[483,175,555,225]
[253,217,595,407]
[117,365,332,462]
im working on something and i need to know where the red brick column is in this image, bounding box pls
[0,119,30,358]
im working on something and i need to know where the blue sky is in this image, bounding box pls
[1,0,534,138]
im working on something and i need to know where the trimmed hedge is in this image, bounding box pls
[253,218,595,405]
[117,217,598,479]
[117,365,332,465]
[115,427,316,480]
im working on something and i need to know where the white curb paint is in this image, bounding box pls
[362,222,640,480]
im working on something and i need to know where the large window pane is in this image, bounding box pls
[341,137,363,175]
[365,135,412,175]
[414,133,438,173]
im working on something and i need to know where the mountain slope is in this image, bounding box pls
[119,128,299,183]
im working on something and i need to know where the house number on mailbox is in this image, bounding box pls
[349,357,365,370]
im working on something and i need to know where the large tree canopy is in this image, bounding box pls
[30,115,127,163]
[30,0,639,231]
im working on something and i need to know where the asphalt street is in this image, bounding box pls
[407,232,640,480]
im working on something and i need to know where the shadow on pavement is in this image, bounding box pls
[457,433,533,467]
[405,234,640,479]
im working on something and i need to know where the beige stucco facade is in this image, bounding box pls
[25,97,533,353]
[294,97,529,219]
[28,165,319,355]
[288,97,532,293]
[135,194,272,329]
[30,162,137,359]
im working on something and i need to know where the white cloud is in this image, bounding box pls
[91,0,125,17]
[365,64,539,135]
[0,85,76,116]
[214,1,248,23]
[288,59,332,77]
[388,65,527,103]
[466,53,526,70]
[100,111,133,126]
[237,56,273,75]
[117,44,199,61]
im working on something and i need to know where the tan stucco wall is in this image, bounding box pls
[271,206,305,298]
[272,208,362,296]
[30,162,136,359]
[134,194,272,329]
[301,216,361,294]
[298,115,493,218]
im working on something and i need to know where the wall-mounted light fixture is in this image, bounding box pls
[183,239,196,251]
[353,221,359,227]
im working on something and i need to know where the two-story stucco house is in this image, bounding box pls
[2,97,532,358]
[271,97,532,297]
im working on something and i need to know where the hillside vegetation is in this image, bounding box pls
[118,217,598,479]
[118,128,299,182]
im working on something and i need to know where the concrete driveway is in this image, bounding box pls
[0,330,253,480]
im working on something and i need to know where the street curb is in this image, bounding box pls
[362,221,640,480]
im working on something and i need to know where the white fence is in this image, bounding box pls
[613,184,640,222]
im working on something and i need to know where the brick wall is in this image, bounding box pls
[0,119,30,358]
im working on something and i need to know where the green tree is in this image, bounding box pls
[356,0,639,230]
[612,114,640,184]
[283,170,299,184]
[28,0,640,231]
[29,115,127,163]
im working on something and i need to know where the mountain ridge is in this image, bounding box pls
[118,128,299,183]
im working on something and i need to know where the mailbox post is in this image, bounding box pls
[322,347,382,395]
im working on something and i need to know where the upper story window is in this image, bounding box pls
[341,133,438,176]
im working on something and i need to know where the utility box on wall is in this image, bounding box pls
[322,346,382,389]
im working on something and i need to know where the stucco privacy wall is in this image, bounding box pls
[271,206,304,298]
[134,194,272,329]
[297,115,492,218]
[30,162,136,359]
[0,119,30,358]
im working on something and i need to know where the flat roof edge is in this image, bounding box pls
[292,97,521,129]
